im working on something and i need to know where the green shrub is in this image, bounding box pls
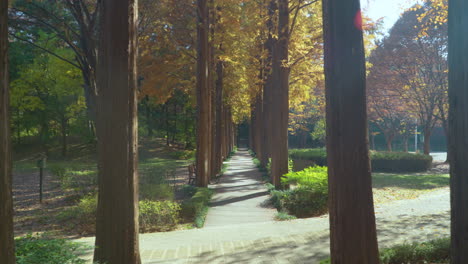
[371,151,433,172]
[289,149,433,172]
[180,184,197,197]
[15,234,88,264]
[59,194,182,233]
[269,166,328,218]
[321,237,450,264]
[180,187,214,227]
[289,148,327,166]
[380,237,449,264]
[282,166,328,186]
[272,186,328,218]
[140,183,174,201]
[139,200,181,232]
[57,194,97,232]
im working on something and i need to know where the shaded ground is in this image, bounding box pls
[205,150,276,227]
[12,138,192,237]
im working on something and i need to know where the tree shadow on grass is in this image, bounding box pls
[372,173,449,190]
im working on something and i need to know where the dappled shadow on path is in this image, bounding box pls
[376,211,450,246]
[148,232,331,264]
[209,191,270,207]
[144,210,450,263]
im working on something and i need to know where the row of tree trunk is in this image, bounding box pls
[2,0,468,263]
[0,0,15,262]
[195,0,236,188]
[249,0,290,189]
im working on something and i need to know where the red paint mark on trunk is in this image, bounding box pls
[354,10,363,31]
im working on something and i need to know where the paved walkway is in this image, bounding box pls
[75,154,450,263]
[204,150,276,227]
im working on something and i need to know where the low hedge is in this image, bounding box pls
[58,195,182,233]
[289,149,327,166]
[289,149,432,172]
[371,151,433,172]
[139,200,181,232]
[269,166,328,218]
[180,187,214,227]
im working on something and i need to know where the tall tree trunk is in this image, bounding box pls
[0,0,15,262]
[271,0,290,189]
[214,59,224,173]
[93,0,141,263]
[250,104,255,151]
[196,0,210,187]
[145,96,153,137]
[385,135,393,152]
[209,0,217,178]
[254,93,263,160]
[423,127,432,155]
[322,0,380,263]
[184,108,191,149]
[171,101,177,144]
[261,0,277,168]
[164,103,170,146]
[16,110,21,145]
[448,1,468,262]
[403,136,409,153]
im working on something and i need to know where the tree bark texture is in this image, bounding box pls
[196,0,211,187]
[448,0,468,262]
[254,94,263,159]
[322,0,380,263]
[93,0,141,263]
[423,128,432,155]
[214,60,224,174]
[0,0,16,262]
[270,0,289,189]
[261,0,277,168]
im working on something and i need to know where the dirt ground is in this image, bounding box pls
[12,139,193,238]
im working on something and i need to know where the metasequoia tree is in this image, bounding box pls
[93,0,141,263]
[196,0,211,187]
[448,0,468,262]
[0,0,15,262]
[322,0,380,262]
[270,0,289,188]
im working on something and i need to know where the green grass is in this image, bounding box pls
[15,234,89,264]
[373,173,449,190]
[372,173,449,203]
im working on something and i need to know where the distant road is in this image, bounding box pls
[430,152,447,162]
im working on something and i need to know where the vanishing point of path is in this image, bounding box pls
[204,149,277,227]
[76,151,450,263]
